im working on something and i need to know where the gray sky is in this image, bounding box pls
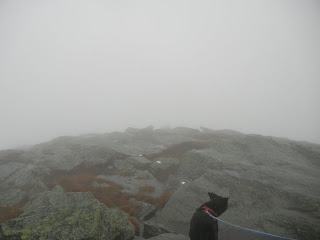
[0,0,319,150]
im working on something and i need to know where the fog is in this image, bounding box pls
[0,0,319,150]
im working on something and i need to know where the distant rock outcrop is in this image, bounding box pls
[0,126,319,240]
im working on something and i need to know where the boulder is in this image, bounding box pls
[126,156,152,170]
[30,143,129,171]
[1,185,135,240]
[1,167,36,188]
[149,158,180,182]
[0,149,26,165]
[142,221,171,239]
[0,162,25,182]
[27,181,49,200]
[114,157,151,172]
[134,233,189,240]
[148,233,189,240]
[129,198,156,221]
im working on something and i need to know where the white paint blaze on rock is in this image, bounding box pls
[156,161,161,163]
[181,182,185,184]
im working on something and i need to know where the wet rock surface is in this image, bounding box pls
[148,233,189,240]
[129,198,156,221]
[135,232,189,240]
[151,134,320,239]
[149,157,180,181]
[0,126,319,240]
[142,221,171,239]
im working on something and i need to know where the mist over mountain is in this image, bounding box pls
[1,1,319,239]
[1,0,320,151]
[0,126,319,240]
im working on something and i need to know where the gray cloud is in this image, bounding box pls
[0,0,319,149]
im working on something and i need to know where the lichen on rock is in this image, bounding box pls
[0,189,26,207]
[1,185,135,240]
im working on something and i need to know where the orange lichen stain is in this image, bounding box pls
[42,149,55,155]
[43,164,173,227]
[0,185,32,223]
[0,160,174,228]
[17,184,35,192]
[43,171,138,214]
[44,172,108,192]
[138,185,155,194]
[0,198,28,224]
[92,183,137,215]
[129,216,140,236]
[155,189,173,209]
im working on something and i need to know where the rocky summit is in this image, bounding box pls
[0,126,319,240]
